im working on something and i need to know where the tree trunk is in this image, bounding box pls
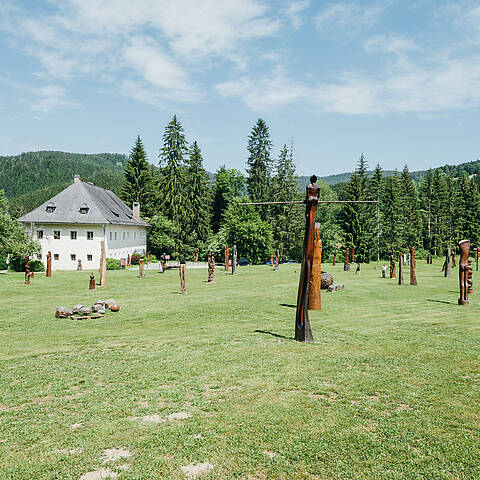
[275,249,279,271]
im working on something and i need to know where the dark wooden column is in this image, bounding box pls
[398,253,403,285]
[410,247,417,285]
[295,176,320,343]
[275,249,279,271]
[46,251,52,277]
[232,245,237,275]
[458,240,471,305]
[308,223,322,311]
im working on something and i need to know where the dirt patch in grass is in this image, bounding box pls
[101,448,133,463]
[79,468,117,480]
[180,462,214,478]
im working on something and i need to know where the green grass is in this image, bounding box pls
[1,261,479,479]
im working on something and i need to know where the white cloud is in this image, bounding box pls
[363,34,421,54]
[314,2,384,32]
[285,0,310,29]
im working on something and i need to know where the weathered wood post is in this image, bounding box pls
[160,254,166,272]
[46,251,52,277]
[275,249,279,271]
[89,274,95,290]
[127,253,131,267]
[77,259,82,271]
[444,247,451,277]
[99,240,107,286]
[390,248,396,279]
[308,222,322,311]
[458,240,471,305]
[270,253,274,269]
[410,247,417,285]
[208,253,215,283]
[333,252,336,266]
[452,249,456,268]
[398,253,403,285]
[295,176,320,343]
[344,247,350,271]
[225,246,229,271]
[24,256,31,284]
[179,259,186,294]
[232,245,237,275]
[194,248,199,263]
[139,257,145,278]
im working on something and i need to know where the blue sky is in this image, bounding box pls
[0,0,479,176]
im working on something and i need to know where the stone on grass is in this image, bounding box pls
[92,304,106,314]
[95,300,105,306]
[70,422,83,429]
[166,412,192,421]
[72,304,84,314]
[79,469,117,480]
[110,304,120,312]
[55,307,72,318]
[181,462,214,478]
[79,306,92,315]
[320,271,334,289]
[131,414,166,424]
[104,299,117,309]
[327,283,344,292]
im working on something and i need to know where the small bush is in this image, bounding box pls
[9,256,44,272]
[29,260,45,272]
[0,257,8,270]
[106,258,121,270]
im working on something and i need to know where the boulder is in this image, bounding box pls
[110,304,120,312]
[72,304,84,314]
[55,307,72,318]
[79,306,92,315]
[105,299,117,309]
[95,300,105,306]
[327,283,345,292]
[321,271,334,289]
[92,304,106,314]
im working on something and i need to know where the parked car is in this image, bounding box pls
[238,258,250,266]
[282,259,297,264]
[264,258,277,265]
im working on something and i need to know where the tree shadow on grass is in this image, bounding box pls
[279,303,296,308]
[427,299,457,305]
[254,330,294,340]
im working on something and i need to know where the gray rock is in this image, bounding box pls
[327,283,345,292]
[95,300,105,306]
[79,306,92,315]
[72,304,84,314]
[104,299,117,309]
[92,304,106,314]
[321,271,334,289]
[55,307,72,318]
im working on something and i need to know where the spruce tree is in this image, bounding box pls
[246,118,273,207]
[370,164,383,260]
[419,169,434,252]
[398,165,421,250]
[381,173,401,255]
[120,135,153,215]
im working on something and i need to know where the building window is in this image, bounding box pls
[54,230,61,239]
[71,254,76,261]
[54,254,59,260]
[70,231,77,240]
[114,232,117,240]
[37,230,43,239]
[127,232,130,240]
[87,231,94,240]
[109,232,112,241]
[87,254,93,261]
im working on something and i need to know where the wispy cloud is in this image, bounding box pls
[363,34,421,54]
[314,2,384,32]
[285,0,310,30]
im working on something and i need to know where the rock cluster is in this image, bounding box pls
[321,271,334,289]
[327,283,344,292]
[55,299,119,319]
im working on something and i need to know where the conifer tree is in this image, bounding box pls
[370,164,384,260]
[120,135,153,215]
[381,173,401,255]
[246,118,273,208]
[398,165,421,249]
[419,169,434,252]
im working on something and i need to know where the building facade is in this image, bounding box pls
[18,176,148,270]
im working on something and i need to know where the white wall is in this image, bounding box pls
[24,223,147,270]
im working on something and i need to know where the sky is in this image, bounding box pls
[0,0,480,176]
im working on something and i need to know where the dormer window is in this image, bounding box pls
[45,205,56,213]
[79,206,89,214]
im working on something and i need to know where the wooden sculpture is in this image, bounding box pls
[458,240,471,305]
[89,274,95,290]
[333,252,336,266]
[308,222,322,311]
[139,257,145,278]
[127,254,131,267]
[390,255,396,279]
[410,247,417,285]
[179,259,186,294]
[468,259,473,294]
[225,246,229,271]
[77,259,82,271]
[452,249,456,268]
[194,248,199,263]
[208,253,215,283]
[270,253,274,268]
[444,247,451,277]
[46,251,52,277]
[24,256,31,284]
[344,247,350,271]
[476,248,479,272]
[232,245,237,275]
[275,249,279,271]
[295,176,320,342]
[99,240,107,286]
[398,253,403,285]
[160,254,166,272]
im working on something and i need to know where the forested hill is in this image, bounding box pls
[0,151,127,216]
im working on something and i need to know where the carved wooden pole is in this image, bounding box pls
[390,249,396,279]
[275,249,279,271]
[225,246,229,271]
[89,274,95,290]
[160,254,166,272]
[458,240,471,305]
[444,247,451,277]
[24,256,31,284]
[208,253,215,282]
[179,260,186,294]
[295,176,320,343]
[127,254,131,267]
[308,222,322,311]
[194,248,199,263]
[77,259,82,271]
[398,253,403,285]
[270,253,274,269]
[139,257,145,278]
[468,259,473,294]
[46,251,52,277]
[333,252,336,266]
[232,245,237,275]
[344,247,350,271]
[99,240,107,286]
[410,247,417,285]
[476,247,479,271]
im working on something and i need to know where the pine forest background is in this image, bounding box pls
[2,115,480,264]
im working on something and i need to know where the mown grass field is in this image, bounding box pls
[1,261,479,479]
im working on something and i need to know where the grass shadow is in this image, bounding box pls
[427,299,457,305]
[279,303,296,308]
[254,330,293,341]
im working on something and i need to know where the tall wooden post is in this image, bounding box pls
[89,274,95,290]
[390,250,396,279]
[208,253,215,283]
[232,245,237,275]
[179,261,186,294]
[225,246,229,271]
[468,259,473,294]
[410,247,417,285]
[398,253,403,285]
[24,256,31,284]
[46,251,52,277]
[139,257,145,278]
[452,249,456,268]
[476,248,479,272]
[127,254,131,267]
[275,249,279,271]
[99,241,107,286]
[458,240,471,305]
[308,223,322,311]
[344,248,350,271]
[333,252,336,266]
[270,253,274,269]
[444,247,451,277]
[295,176,320,343]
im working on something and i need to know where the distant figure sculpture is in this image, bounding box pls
[89,274,95,290]
[458,240,471,305]
[232,245,238,275]
[410,247,417,285]
[224,246,229,271]
[452,249,456,268]
[127,254,131,267]
[208,253,215,283]
[194,248,199,263]
[160,253,166,272]
[390,255,396,279]
[24,256,31,284]
[351,247,355,264]
[333,252,336,266]
[468,259,473,294]
[275,249,279,271]
[139,257,146,278]
[355,263,360,275]
[398,253,403,285]
[344,247,350,271]
[179,258,186,294]
[77,259,82,271]
[46,251,52,277]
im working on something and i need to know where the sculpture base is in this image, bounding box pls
[458,299,469,305]
[344,264,350,271]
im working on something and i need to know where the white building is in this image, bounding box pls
[18,175,148,270]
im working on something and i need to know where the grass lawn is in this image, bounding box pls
[1,261,479,479]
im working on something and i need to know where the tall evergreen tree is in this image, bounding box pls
[246,118,273,207]
[419,169,434,252]
[398,165,421,249]
[185,141,211,244]
[120,135,152,216]
[381,172,401,255]
[370,164,384,261]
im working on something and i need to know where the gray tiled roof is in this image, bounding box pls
[18,180,149,226]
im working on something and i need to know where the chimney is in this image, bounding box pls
[74,174,81,183]
[133,202,140,221]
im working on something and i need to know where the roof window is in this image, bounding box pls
[46,204,56,213]
[79,205,89,214]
